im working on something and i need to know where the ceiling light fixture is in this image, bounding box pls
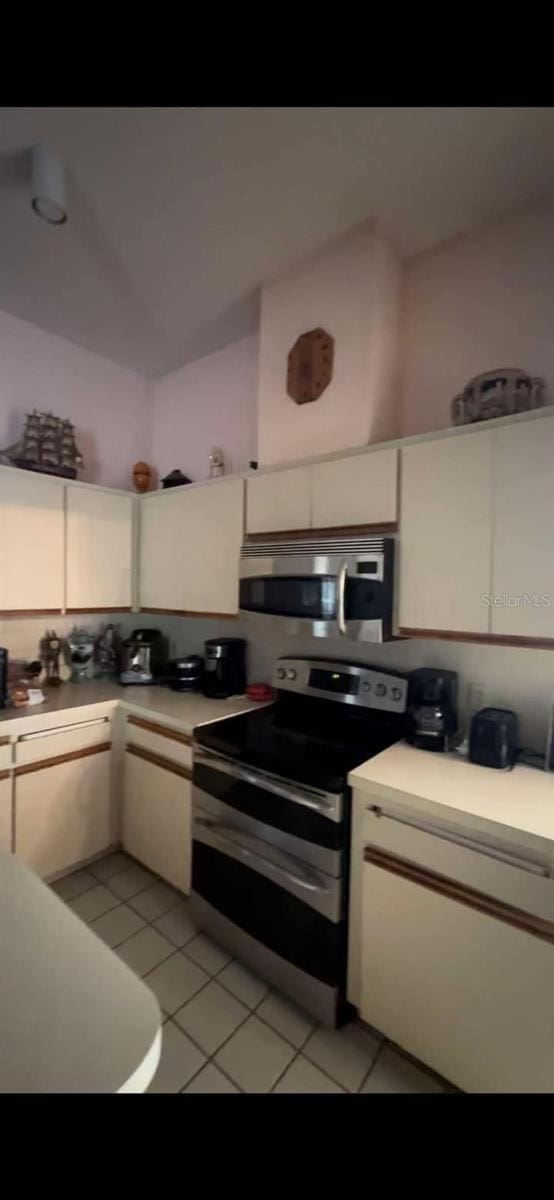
[31,143,67,225]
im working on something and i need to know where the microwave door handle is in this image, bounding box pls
[337,560,348,635]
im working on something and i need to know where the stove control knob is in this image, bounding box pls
[362,681,371,692]
[391,686,402,701]
[375,683,386,697]
[286,668,297,680]
[276,667,286,679]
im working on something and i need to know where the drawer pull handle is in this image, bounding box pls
[126,742,192,780]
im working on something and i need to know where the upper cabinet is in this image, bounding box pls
[492,416,554,642]
[246,466,312,534]
[0,469,64,613]
[66,486,133,611]
[246,448,398,535]
[139,478,244,615]
[398,432,493,635]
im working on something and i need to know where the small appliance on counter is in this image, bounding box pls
[165,655,204,692]
[469,708,519,770]
[66,628,95,682]
[202,638,246,699]
[120,629,167,685]
[407,667,458,752]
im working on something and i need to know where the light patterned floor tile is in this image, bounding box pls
[90,903,146,948]
[51,869,96,901]
[215,1015,295,1092]
[89,852,133,883]
[183,933,231,976]
[148,1022,206,1093]
[273,1056,345,1094]
[184,1063,239,1094]
[153,902,198,948]
[257,991,314,1049]
[68,884,119,923]
[144,952,209,1014]
[107,864,156,900]
[217,960,269,1009]
[304,1022,381,1092]
[116,926,175,976]
[361,1046,446,1094]
[174,980,249,1054]
[129,881,182,922]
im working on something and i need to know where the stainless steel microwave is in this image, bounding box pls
[239,535,394,643]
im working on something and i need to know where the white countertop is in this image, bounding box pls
[349,741,554,864]
[0,681,266,738]
[0,850,161,1093]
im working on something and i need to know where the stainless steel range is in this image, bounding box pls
[191,656,408,1026]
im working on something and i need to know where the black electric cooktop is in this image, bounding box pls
[195,692,408,794]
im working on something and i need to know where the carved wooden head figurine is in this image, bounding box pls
[132,461,153,493]
[287,328,334,405]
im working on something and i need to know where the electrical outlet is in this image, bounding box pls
[467,682,486,713]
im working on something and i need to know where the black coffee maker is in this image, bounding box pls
[407,668,458,752]
[202,638,246,699]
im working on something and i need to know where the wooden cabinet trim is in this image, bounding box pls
[0,737,10,747]
[139,607,238,619]
[398,627,554,650]
[126,742,192,780]
[0,609,63,617]
[364,845,554,945]
[66,607,132,614]
[0,769,10,782]
[14,741,111,777]
[126,715,192,745]
[246,522,398,543]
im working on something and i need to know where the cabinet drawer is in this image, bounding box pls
[15,717,111,767]
[125,715,192,769]
[0,739,12,771]
[363,805,553,922]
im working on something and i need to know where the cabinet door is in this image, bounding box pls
[360,855,554,1093]
[180,478,244,615]
[311,449,398,529]
[246,466,311,534]
[0,774,12,853]
[492,417,554,641]
[0,469,64,613]
[123,749,191,892]
[398,432,493,634]
[139,490,188,610]
[66,486,133,610]
[15,749,112,878]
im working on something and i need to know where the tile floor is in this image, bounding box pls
[51,851,450,1095]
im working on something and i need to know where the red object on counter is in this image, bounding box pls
[246,683,275,702]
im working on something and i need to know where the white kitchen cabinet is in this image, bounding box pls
[246,466,312,534]
[122,747,191,892]
[311,448,398,529]
[398,431,493,634]
[139,478,244,615]
[66,485,133,611]
[0,773,12,852]
[15,747,112,879]
[0,468,64,613]
[492,416,554,641]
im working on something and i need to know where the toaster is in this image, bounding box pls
[469,708,519,770]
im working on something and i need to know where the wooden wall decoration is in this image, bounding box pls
[286,328,334,405]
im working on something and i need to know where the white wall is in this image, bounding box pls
[257,223,402,466]
[0,309,151,490]
[152,335,258,483]
[400,205,554,436]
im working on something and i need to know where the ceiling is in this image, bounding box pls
[1,107,554,378]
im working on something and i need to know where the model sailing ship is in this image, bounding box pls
[1,410,84,478]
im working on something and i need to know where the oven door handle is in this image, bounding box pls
[337,560,348,635]
[193,746,339,819]
[194,816,333,896]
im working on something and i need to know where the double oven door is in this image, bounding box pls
[191,744,349,1025]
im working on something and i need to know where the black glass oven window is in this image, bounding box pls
[240,576,336,620]
[309,668,359,696]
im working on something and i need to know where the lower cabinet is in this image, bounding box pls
[0,774,12,852]
[122,746,191,893]
[15,748,112,879]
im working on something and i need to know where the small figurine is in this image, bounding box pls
[41,631,63,687]
[209,447,225,478]
[132,461,153,493]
